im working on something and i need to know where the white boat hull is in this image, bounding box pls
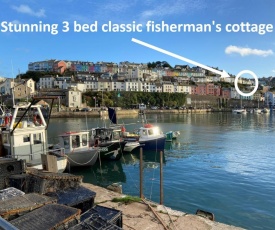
[66,149,99,168]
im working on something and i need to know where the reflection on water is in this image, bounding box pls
[48,113,275,230]
[70,160,126,187]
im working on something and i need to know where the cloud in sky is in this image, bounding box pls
[225,45,273,57]
[11,4,45,17]
[101,0,137,13]
[139,0,205,21]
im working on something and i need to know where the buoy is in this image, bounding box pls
[121,126,126,132]
[33,114,42,125]
[144,124,153,128]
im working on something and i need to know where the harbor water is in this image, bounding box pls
[47,112,275,230]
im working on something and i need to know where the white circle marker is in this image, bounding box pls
[235,70,258,97]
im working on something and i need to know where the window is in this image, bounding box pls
[23,135,30,143]
[33,133,42,144]
[72,135,80,148]
[113,131,120,140]
[63,136,70,149]
[2,134,9,144]
[82,134,87,146]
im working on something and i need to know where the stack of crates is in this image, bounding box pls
[80,205,123,228]
[68,213,122,230]
[47,186,96,213]
[25,169,83,194]
[0,193,57,220]
[10,204,81,230]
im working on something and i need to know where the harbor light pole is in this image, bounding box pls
[101,89,104,107]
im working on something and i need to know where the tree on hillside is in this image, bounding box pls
[147,61,172,69]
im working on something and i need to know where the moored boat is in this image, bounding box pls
[90,127,124,161]
[49,130,99,168]
[0,97,67,173]
[124,123,166,151]
[165,131,173,142]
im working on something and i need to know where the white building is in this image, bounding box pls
[54,77,71,89]
[66,87,82,108]
[39,76,55,89]
[230,87,240,99]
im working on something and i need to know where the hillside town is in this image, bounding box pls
[0,59,274,109]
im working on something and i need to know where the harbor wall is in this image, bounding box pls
[50,108,232,118]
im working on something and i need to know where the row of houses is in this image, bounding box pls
[0,59,274,108]
[0,74,274,108]
[39,73,275,107]
[38,74,260,99]
[29,59,256,85]
[0,78,81,108]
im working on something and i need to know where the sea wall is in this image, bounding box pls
[82,182,245,230]
[50,108,232,118]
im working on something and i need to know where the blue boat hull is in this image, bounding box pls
[139,136,166,151]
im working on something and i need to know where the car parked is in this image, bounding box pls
[81,108,91,112]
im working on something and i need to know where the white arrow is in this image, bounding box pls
[132,38,230,78]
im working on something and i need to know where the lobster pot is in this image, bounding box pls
[26,169,83,194]
[10,204,81,230]
[68,213,122,230]
[81,205,123,228]
[9,174,29,192]
[0,159,26,190]
[47,186,96,213]
[0,187,25,201]
[0,193,57,220]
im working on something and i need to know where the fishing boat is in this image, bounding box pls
[165,131,180,142]
[165,131,173,142]
[123,140,140,153]
[89,107,140,158]
[172,131,180,139]
[49,130,99,168]
[123,112,166,151]
[90,127,124,161]
[89,107,124,160]
[136,124,166,150]
[124,123,166,151]
[0,97,67,173]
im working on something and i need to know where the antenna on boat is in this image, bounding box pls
[85,111,88,131]
[11,60,15,107]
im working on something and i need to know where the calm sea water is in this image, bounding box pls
[47,112,275,230]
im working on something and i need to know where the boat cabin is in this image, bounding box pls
[91,127,121,143]
[0,104,48,162]
[139,124,162,139]
[57,131,90,152]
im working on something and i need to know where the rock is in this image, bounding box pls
[107,183,122,194]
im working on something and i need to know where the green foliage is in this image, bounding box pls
[83,90,187,108]
[147,61,172,69]
[112,196,141,204]
[216,81,234,88]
